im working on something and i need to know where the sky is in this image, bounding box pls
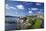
[5,1,44,16]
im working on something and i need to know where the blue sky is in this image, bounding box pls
[5,1,44,16]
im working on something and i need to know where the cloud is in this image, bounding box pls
[6,4,16,10]
[31,8,38,10]
[10,7,16,9]
[6,4,10,9]
[16,5,24,10]
[29,11,32,13]
[36,3,41,5]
